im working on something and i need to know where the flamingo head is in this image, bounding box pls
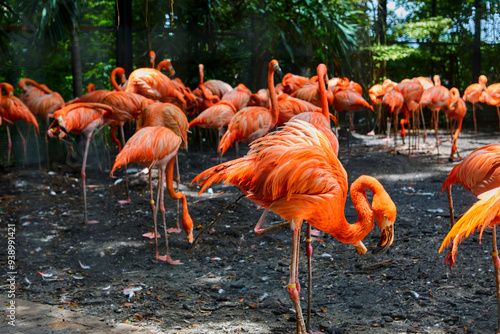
[372,193,397,254]
[479,74,488,87]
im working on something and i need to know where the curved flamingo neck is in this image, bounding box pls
[19,78,53,94]
[149,51,156,68]
[199,84,220,105]
[268,61,280,127]
[111,67,125,91]
[317,64,329,121]
[0,83,14,96]
[318,175,387,244]
[199,64,204,85]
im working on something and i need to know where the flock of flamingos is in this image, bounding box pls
[2,52,500,333]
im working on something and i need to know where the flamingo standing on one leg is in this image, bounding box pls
[382,87,405,153]
[20,79,65,169]
[218,60,281,156]
[0,83,39,166]
[111,126,194,264]
[48,103,114,224]
[193,120,396,334]
[439,143,500,333]
[463,74,488,134]
[137,101,189,235]
[442,88,466,162]
[419,75,450,155]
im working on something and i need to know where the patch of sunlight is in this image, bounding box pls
[167,320,272,333]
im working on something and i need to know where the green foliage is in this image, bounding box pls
[394,16,453,41]
[368,43,417,62]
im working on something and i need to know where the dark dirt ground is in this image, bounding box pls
[1,125,500,334]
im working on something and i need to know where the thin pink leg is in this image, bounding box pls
[32,125,41,170]
[167,156,181,233]
[306,223,313,332]
[6,125,11,165]
[288,220,306,334]
[117,125,131,204]
[14,123,27,167]
[491,226,500,334]
[156,167,182,265]
[82,134,99,224]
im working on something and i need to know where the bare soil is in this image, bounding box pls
[1,128,500,334]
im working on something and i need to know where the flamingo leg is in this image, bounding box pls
[420,105,427,143]
[394,112,399,154]
[33,124,41,170]
[444,185,459,268]
[14,123,27,167]
[491,226,500,334]
[288,220,306,334]
[167,156,182,233]
[45,116,51,170]
[82,134,99,224]
[156,165,182,265]
[497,106,500,134]
[91,134,103,174]
[6,124,11,165]
[306,223,313,333]
[117,125,131,204]
[472,103,477,134]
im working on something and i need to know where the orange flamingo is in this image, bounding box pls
[19,78,51,105]
[124,65,187,109]
[221,83,252,111]
[281,72,310,94]
[218,60,281,156]
[463,74,488,133]
[276,94,322,126]
[111,126,194,264]
[479,83,500,132]
[66,67,127,104]
[0,83,39,166]
[48,102,114,224]
[189,100,236,161]
[87,83,95,93]
[442,88,466,162]
[194,64,232,99]
[248,88,270,108]
[291,80,334,108]
[101,91,156,203]
[193,120,396,334]
[137,101,189,235]
[332,88,373,132]
[419,75,450,149]
[149,51,156,68]
[382,87,405,150]
[439,143,500,333]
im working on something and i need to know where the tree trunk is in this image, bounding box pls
[376,0,387,45]
[473,0,482,79]
[116,0,133,76]
[71,18,83,98]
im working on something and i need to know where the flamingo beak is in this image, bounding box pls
[372,215,394,254]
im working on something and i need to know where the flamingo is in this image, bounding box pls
[291,80,334,108]
[248,88,270,108]
[194,64,232,99]
[439,143,500,333]
[101,91,156,203]
[396,80,424,152]
[124,65,188,110]
[48,102,114,224]
[20,79,65,169]
[331,88,373,133]
[367,83,386,135]
[137,101,189,235]
[442,88,466,162]
[221,83,252,111]
[281,72,310,94]
[479,83,500,132]
[188,100,236,162]
[111,126,194,264]
[382,87,405,151]
[0,83,39,166]
[192,120,396,334]
[66,67,127,104]
[149,50,156,68]
[218,60,281,156]
[419,75,450,150]
[276,94,322,126]
[463,74,488,133]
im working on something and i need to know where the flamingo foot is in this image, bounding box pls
[142,231,161,239]
[84,220,99,225]
[118,198,131,204]
[408,154,419,158]
[366,130,375,136]
[310,229,321,237]
[166,227,181,233]
[437,160,447,164]
[155,254,183,265]
[382,137,393,142]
